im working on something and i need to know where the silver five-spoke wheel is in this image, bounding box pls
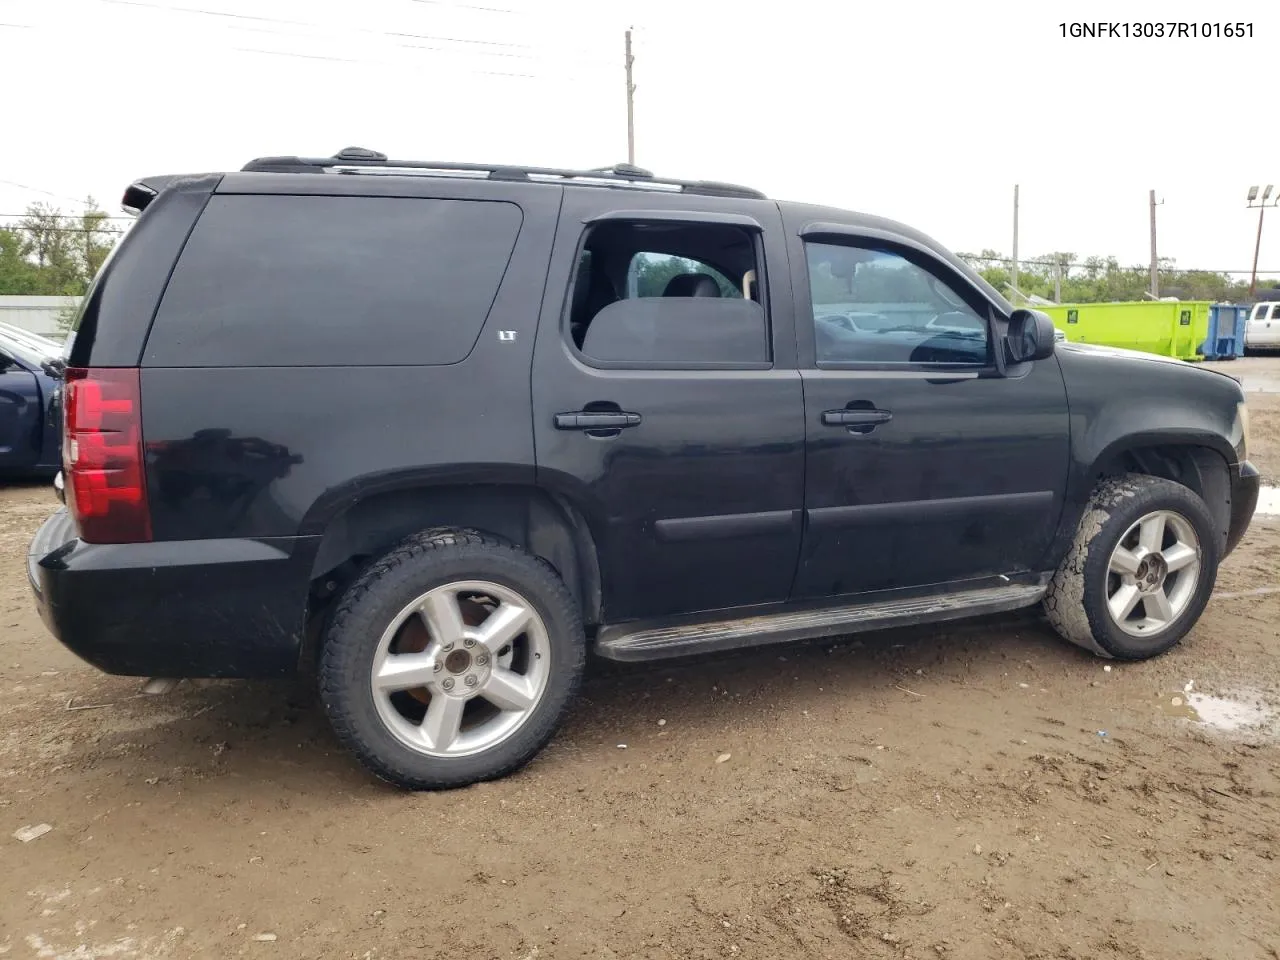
[370,580,551,758]
[1105,509,1201,637]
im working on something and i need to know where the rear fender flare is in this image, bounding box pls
[302,470,603,624]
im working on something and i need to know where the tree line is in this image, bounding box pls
[3,201,1276,308]
[961,249,1280,304]
[0,200,124,296]
[631,253,739,298]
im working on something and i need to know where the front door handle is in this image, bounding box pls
[554,411,643,430]
[822,408,892,431]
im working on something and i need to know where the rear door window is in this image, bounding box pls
[145,195,522,367]
[567,219,769,367]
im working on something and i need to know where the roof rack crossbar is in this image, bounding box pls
[239,148,766,200]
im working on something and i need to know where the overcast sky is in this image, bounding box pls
[3,0,1278,277]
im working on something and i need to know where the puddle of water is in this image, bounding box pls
[1217,481,1280,588]
[1257,485,1280,516]
[1158,688,1278,737]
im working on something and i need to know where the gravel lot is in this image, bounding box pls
[2,358,1278,960]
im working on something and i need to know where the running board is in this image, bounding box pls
[594,583,1047,662]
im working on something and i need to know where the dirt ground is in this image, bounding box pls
[3,363,1280,960]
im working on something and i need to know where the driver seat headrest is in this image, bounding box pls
[663,273,721,298]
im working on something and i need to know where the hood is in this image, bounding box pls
[1057,340,1184,365]
[1056,340,1241,382]
[1055,341,1248,439]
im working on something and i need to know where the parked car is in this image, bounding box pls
[0,321,64,358]
[0,321,64,477]
[1245,300,1280,351]
[29,148,1259,790]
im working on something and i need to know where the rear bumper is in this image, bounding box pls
[1226,460,1260,557]
[28,509,317,678]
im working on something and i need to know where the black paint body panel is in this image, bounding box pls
[27,167,1259,677]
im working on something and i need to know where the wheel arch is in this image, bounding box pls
[305,480,603,633]
[1080,434,1232,552]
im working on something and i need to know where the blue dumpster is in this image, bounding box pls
[1201,304,1248,360]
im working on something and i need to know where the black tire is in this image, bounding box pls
[1043,474,1220,660]
[319,528,585,790]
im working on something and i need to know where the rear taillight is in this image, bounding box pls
[63,367,151,544]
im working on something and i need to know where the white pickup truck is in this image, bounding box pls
[1246,301,1280,351]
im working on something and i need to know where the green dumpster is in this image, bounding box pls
[1035,301,1211,361]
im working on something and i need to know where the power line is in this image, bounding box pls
[17,0,617,89]
[235,47,360,64]
[406,0,520,14]
[143,37,600,81]
[0,179,89,205]
[100,0,313,27]
[0,212,134,221]
[0,230,126,238]
[383,27,533,49]
[0,220,128,230]
[96,0,613,66]
[228,44,590,81]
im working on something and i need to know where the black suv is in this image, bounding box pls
[29,148,1259,790]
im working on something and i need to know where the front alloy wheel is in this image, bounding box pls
[1104,510,1201,638]
[1044,474,1220,660]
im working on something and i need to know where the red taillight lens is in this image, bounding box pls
[63,367,152,544]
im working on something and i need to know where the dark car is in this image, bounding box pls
[28,148,1259,790]
[0,321,63,477]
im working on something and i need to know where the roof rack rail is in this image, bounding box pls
[239,147,767,200]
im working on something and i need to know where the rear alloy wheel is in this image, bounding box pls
[320,529,585,789]
[370,580,551,758]
[1044,474,1219,660]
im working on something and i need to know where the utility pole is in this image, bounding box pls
[1053,257,1063,303]
[1149,189,1161,299]
[1246,186,1276,298]
[1011,184,1019,304]
[1252,206,1266,298]
[624,28,636,165]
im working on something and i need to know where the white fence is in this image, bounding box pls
[0,296,79,340]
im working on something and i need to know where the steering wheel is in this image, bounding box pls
[928,311,984,332]
[818,314,854,331]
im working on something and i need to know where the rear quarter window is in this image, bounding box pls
[143,195,522,367]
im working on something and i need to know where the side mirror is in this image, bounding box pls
[1005,309,1056,364]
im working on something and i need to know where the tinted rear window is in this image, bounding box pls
[144,195,522,367]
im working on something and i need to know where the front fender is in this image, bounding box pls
[1045,345,1245,568]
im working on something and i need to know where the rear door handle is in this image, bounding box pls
[822,409,892,428]
[554,411,643,430]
